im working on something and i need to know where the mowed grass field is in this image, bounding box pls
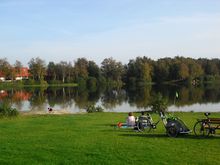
[0,112,220,165]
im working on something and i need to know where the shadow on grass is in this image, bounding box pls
[101,128,136,133]
[119,133,220,139]
[104,124,220,139]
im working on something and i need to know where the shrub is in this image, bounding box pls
[86,105,104,113]
[150,93,168,113]
[0,104,19,117]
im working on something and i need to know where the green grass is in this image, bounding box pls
[0,112,220,165]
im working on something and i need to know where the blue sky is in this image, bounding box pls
[0,0,220,65]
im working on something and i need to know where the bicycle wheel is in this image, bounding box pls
[194,121,210,137]
[167,125,178,137]
[137,121,151,132]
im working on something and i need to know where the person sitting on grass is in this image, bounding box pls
[117,112,136,128]
[126,112,136,126]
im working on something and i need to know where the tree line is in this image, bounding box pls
[0,56,220,87]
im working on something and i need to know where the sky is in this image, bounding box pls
[0,0,220,66]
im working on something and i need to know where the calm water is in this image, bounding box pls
[1,84,220,114]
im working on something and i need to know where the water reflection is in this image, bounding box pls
[0,84,220,113]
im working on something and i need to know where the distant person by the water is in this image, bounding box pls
[48,107,53,113]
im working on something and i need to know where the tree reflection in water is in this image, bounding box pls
[0,84,220,112]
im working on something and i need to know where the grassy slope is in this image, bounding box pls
[0,112,220,165]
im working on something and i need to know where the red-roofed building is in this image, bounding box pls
[15,67,30,80]
[0,71,5,81]
[0,67,30,81]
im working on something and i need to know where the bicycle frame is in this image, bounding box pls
[136,112,161,132]
[194,112,220,137]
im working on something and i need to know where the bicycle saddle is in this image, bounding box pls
[204,112,210,116]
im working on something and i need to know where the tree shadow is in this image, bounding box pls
[101,127,136,133]
[103,124,220,139]
[119,133,168,138]
[119,133,220,139]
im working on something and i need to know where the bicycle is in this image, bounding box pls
[194,112,220,137]
[136,113,159,132]
[136,111,191,137]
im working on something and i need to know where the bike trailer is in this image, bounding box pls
[165,117,191,137]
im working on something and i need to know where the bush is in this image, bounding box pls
[86,105,104,113]
[0,104,19,117]
[150,93,168,113]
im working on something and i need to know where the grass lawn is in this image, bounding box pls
[0,112,220,165]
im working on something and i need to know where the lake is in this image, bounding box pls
[1,84,220,114]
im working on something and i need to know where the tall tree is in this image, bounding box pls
[206,61,219,76]
[13,60,23,81]
[58,61,68,83]
[187,58,203,79]
[0,58,11,80]
[74,58,89,80]
[66,62,73,83]
[47,62,57,81]
[101,57,124,82]
[153,58,171,83]
[127,56,153,83]
[88,60,101,78]
[28,57,46,81]
[179,62,189,80]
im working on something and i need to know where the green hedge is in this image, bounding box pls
[0,104,19,117]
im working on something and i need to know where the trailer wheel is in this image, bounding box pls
[167,125,178,137]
